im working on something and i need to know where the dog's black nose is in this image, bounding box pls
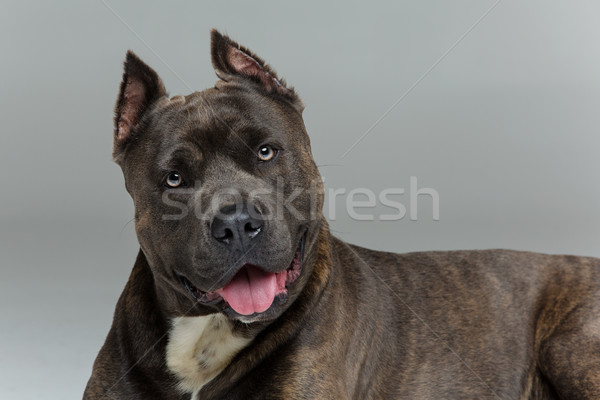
[211,203,264,251]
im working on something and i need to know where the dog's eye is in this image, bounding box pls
[165,172,184,188]
[257,145,277,162]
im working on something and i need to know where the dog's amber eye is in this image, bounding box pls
[165,172,184,188]
[257,145,277,162]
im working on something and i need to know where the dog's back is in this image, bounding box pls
[337,243,600,398]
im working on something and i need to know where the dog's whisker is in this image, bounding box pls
[316,163,343,168]
[119,218,134,235]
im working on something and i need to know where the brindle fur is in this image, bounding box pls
[84,30,600,399]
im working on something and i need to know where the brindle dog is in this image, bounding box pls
[84,30,600,399]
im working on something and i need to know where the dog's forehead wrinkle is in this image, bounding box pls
[157,141,203,170]
[199,86,291,131]
[162,89,298,154]
[166,93,248,148]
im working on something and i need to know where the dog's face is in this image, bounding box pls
[112,31,324,323]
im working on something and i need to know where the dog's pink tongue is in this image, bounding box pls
[221,265,277,315]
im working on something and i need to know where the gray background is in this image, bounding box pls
[1,1,599,399]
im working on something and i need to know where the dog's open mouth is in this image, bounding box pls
[175,236,304,316]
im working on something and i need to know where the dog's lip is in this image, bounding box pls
[175,271,223,305]
[174,233,306,307]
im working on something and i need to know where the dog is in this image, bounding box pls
[84,30,600,399]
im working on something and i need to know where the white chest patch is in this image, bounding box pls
[166,314,252,396]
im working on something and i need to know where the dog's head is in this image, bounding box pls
[112,30,324,323]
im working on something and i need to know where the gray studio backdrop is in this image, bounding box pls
[1,1,599,399]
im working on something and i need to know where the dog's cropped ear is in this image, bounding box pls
[210,29,304,113]
[113,51,167,160]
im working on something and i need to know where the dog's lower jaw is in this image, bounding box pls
[166,314,252,395]
[165,227,330,397]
